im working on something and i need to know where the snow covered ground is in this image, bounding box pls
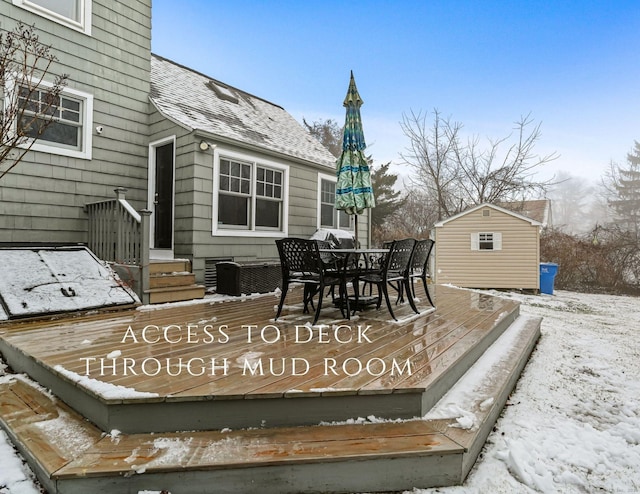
[1,288,638,493]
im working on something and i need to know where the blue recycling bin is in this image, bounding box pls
[540,262,559,295]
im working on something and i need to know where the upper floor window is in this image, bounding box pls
[318,174,352,230]
[213,151,289,237]
[15,82,93,160]
[13,0,92,35]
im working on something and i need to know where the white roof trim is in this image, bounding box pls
[433,202,542,227]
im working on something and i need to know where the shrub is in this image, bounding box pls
[540,227,640,294]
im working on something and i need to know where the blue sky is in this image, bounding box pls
[151,1,640,184]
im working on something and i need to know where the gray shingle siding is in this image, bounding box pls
[0,0,152,243]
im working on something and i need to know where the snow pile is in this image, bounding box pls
[54,364,159,400]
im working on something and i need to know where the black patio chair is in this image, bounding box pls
[404,238,435,308]
[275,238,350,325]
[359,238,417,320]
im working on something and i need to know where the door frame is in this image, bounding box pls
[148,135,176,259]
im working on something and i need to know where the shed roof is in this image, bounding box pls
[149,54,336,168]
[434,203,542,227]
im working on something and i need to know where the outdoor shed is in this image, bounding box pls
[433,203,542,291]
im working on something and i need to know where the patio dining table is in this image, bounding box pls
[319,247,389,313]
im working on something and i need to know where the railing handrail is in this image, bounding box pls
[85,187,145,264]
[85,187,151,303]
[118,197,141,223]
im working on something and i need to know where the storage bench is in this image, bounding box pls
[216,261,282,296]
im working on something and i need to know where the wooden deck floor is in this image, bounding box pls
[0,286,518,432]
[0,283,542,494]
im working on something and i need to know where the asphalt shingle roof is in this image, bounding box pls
[150,54,336,168]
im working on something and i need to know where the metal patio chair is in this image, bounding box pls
[407,238,436,307]
[275,238,350,324]
[359,238,417,321]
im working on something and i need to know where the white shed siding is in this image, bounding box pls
[434,206,540,289]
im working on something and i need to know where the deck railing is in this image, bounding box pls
[85,187,151,302]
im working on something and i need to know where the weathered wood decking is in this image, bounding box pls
[0,283,542,493]
[1,285,518,432]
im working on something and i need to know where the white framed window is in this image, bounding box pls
[213,149,289,237]
[13,0,92,35]
[14,81,93,160]
[471,232,502,251]
[318,173,353,230]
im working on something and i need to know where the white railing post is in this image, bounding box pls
[140,209,152,305]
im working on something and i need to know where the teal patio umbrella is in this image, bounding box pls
[335,71,375,245]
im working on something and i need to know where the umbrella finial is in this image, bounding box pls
[344,71,363,108]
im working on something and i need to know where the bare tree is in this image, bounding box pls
[1,22,68,180]
[375,187,439,244]
[401,109,557,220]
[303,117,343,158]
[400,109,463,221]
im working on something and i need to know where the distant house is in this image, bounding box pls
[499,199,553,229]
[433,203,542,291]
[0,1,362,300]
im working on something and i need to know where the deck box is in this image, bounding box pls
[216,261,282,296]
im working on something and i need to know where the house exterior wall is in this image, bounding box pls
[0,0,151,244]
[148,109,367,285]
[434,206,540,290]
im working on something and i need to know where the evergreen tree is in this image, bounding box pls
[609,141,640,237]
[370,162,405,230]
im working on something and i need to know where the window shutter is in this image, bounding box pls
[470,233,479,251]
[494,232,502,250]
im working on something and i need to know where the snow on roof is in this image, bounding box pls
[150,54,336,168]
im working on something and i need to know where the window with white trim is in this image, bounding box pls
[15,82,93,160]
[471,232,502,251]
[215,154,288,235]
[13,0,92,35]
[318,174,352,230]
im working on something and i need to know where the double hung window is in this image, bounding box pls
[13,0,92,34]
[215,154,288,236]
[14,82,93,159]
[318,175,352,230]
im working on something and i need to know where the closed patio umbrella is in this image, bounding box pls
[335,71,375,246]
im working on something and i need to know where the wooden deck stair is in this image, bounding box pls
[146,259,205,304]
[0,310,541,493]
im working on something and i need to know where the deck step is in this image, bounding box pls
[149,259,191,274]
[146,284,205,304]
[149,272,196,289]
[146,259,205,303]
[0,314,541,493]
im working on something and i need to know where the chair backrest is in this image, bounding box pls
[276,238,322,276]
[410,239,435,271]
[315,239,337,265]
[384,238,416,275]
